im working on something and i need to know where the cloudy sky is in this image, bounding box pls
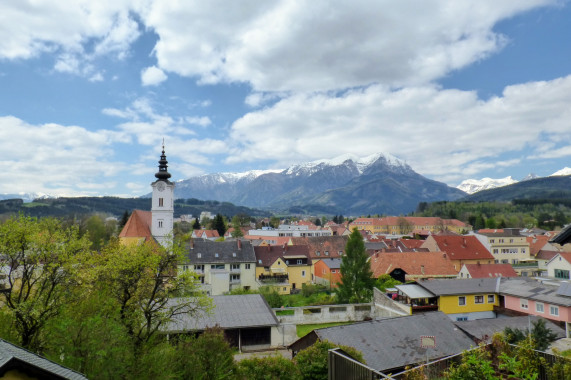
[1,0,570,198]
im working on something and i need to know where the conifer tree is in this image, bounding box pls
[337,228,374,303]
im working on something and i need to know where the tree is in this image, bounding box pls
[0,215,92,351]
[211,213,227,236]
[237,355,299,380]
[192,218,201,230]
[294,340,364,380]
[397,216,413,235]
[269,216,280,228]
[90,239,211,350]
[118,210,131,231]
[231,215,245,238]
[314,218,321,227]
[337,228,375,303]
[374,274,402,292]
[504,319,559,351]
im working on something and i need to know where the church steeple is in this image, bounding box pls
[155,141,171,181]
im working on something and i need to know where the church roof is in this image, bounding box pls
[119,210,152,240]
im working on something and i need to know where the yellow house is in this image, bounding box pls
[417,278,499,321]
[348,217,472,236]
[254,245,312,294]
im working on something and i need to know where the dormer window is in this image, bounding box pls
[197,253,201,258]
[215,253,219,258]
[233,252,236,257]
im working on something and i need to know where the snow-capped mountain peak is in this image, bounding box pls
[285,152,408,175]
[457,176,518,194]
[550,167,571,177]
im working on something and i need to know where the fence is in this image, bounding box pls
[328,343,571,380]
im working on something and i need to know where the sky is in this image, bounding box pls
[1,0,571,198]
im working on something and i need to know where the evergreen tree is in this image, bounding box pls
[337,228,375,303]
[118,210,130,231]
[192,218,201,230]
[212,213,227,236]
[314,218,321,227]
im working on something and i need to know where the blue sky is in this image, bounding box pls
[1,0,570,198]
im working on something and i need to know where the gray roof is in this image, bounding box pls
[0,339,87,380]
[312,312,474,373]
[498,277,571,307]
[417,278,500,296]
[186,240,256,264]
[365,242,388,250]
[454,316,566,342]
[396,284,435,299]
[319,258,342,269]
[164,294,278,333]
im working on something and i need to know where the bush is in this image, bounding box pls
[237,355,300,380]
[294,340,364,380]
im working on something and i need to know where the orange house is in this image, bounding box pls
[314,258,342,288]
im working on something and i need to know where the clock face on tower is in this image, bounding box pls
[156,182,166,191]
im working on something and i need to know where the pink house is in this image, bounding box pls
[498,277,571,337]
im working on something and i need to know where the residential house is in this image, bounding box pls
[417,278,500,321]
[191,229,220,241]
[254,245,312,294]
[247,225,332,238]
[550,224,571,251]
[421,235,495,271]
[370,251,458,283]
[164,294,280,351]
[458,263,518,279]
[546,252,571,280]
[0,339,87,380]
[497,277,571,337]
[472,228,531,265]
[314,258,342,288]
[289,312,474,374]
[181,239,257,295]
[291,235,348,261]
[527,235,559,257]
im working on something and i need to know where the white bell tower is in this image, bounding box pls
[151,143,174,247]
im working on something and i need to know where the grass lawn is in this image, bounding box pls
[296,322,352,338]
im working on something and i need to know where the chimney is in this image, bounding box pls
[190,240,194,250]
[237,239,242,250]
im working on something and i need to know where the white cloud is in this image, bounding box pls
[185,116,211,127]
[140,0,555,92]
[141,66,168,86]
[225,75,571,183]
[0,116,128,195]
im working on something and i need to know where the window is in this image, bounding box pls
[297,259,302,264]
[521,248,526,253]
[301,270,306,277]
[211,264,224,270]
[325,251,329,256]
[554,269,571,279]
[215,253,219,258]
[512,259,518,264]
[536,302,544,313]
[456,317,468,321]
[487,295,495,303]
[182,265,189,271]
[550,305,559,316]
[501,259,509,264]
[499,239,504,243]
[458,296,466,306]
[339,251,343,255]
[475,296,484,304]
[159,198,164,207]
[230,274,240,281]
[316,251,320,256]
[493,249,499,254]
[231,264,240,270]
[158,220,163,228]
[232,252,236,257]
[521,299,528,309]
[197,253,202,258]
[194,265,204,271]
[245,264,251,269]
[490,239,495,243]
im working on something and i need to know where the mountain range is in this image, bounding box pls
[456,168,571,194]
[172,153,466,215]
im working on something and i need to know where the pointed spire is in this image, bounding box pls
[155,140,172,181]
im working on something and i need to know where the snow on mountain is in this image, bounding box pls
[521,173,539,181]
[0,192,53,202]
[285,152,408,176]
[550,167,571,177]
[457,176,518,194]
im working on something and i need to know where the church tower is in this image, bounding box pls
[151,143,174,247]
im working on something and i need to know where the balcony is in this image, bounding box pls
[258,274,289,284]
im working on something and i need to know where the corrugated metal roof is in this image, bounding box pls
[417,278,499,296]
[313,312,474,372]
[164,294,278,333]
[0,339,88,380]
[396,284,435,299]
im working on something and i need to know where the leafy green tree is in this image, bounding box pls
[269,216,280,228]
[504,319,559,351]
[237,355,299,380]
[294,340,364,380]
[0,215,91,350]
[174,327,236,380]
[259,286,284,308]
[337,228,375,303]
[231,215,245,238]
[91,239,211,350]
[445,344,499,380]
[374,274,402,292]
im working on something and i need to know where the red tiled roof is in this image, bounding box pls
[194,229,220,238]
[291,236,347,259]
[526,235,551,256]
[462,263,517,278]
[425,235,494,260]
[370,251,458,278]
[399,239,425,249]
[119,210,152,240]
[557,252,571,264]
